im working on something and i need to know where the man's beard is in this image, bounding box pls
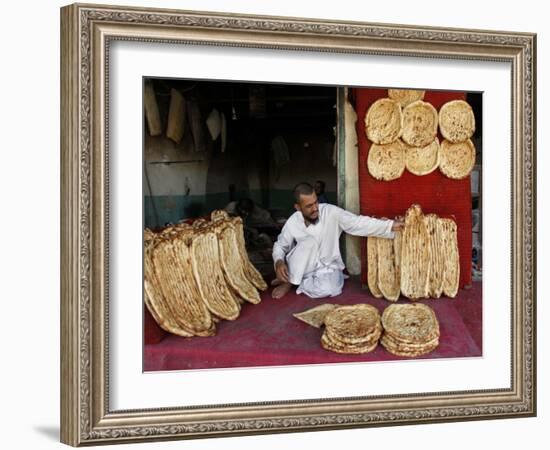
[303,215,319,226]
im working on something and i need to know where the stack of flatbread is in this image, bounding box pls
[381,303,440,357]
[367,204,460,301]
[321,304,382,354]
[438,100,476,179]
[144,210,267,337]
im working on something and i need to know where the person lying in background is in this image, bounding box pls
[225,198,278,251]
[225,198,273,227]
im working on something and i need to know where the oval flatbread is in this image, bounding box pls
[404,138,440,176]
[388,89,425,107]
[190,230,243,319]
[216,223,261,304]
[402,100,438,147]
[367,237,383,298]
[143,241,195,337]
[439,100,475,143]
[365,98,403,144]
[152,237,215,336]
[400,204,430,300]
[439,139,476,179]
[440,218,460,298]
[425,214,444,298]
[376,237,400,302]
[367,139,406,181]
[232,217,268,291]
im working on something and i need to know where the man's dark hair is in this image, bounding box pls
[293,182,315,203]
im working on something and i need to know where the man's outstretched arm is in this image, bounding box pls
[337,207,404,238]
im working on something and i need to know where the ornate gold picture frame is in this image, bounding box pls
[60,3,536,446]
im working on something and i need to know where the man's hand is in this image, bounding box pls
[275,260,290,283]
[391,218,405,232]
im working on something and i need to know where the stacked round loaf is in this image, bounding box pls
[310,301,440,357]
[321,304,382,354]
[381,303,440,357]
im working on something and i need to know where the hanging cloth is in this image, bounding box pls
[166,88,186,144]
[220,112,227,152]
[187,100,206,152]
[270,135,290,181]
[206,108,222,140]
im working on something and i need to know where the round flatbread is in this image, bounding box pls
[382,333,439,350]
[404,138,440,176]
[381,334,438,357]
[321,332,379,354]
[402,100,438,147]
[388,89,425,107]
[326,323,382,346]
[381,303,440,344]
[439,100,475,143]
[367,139,406,181]
[324,304,381,344]
[365,98,403,144]
[439,139,476,179]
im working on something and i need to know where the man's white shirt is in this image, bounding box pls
[272,203,395,298]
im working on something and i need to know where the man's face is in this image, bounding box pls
[295,192,319,224]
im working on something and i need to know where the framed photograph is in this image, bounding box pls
[60,3,536,446]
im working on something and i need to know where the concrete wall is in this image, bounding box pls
[143,113,264,228]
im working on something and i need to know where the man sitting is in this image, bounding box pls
[271,182,404,299]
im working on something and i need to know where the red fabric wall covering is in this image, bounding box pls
[353,88,472,289]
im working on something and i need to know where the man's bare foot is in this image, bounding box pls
[272,282,292,299]
[271,278,283,287]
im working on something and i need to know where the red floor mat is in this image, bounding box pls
[144,278,482,371]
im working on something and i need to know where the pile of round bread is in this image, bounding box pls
[321,304,382,354]
[315,303,439,357]
[144,210,267,338]
[380,303,440,357]
[365,89,476,181]
[367,204,460,302]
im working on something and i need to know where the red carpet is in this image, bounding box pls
[144,278,482,371]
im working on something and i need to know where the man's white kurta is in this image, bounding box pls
[272,204,395,298]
